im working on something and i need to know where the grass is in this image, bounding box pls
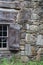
[0,55,43,65]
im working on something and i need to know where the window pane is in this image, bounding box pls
[3,26,7,31]
[0,26,2,31]
[0,32,2,36]
[2,38,7,42]
[3,43,6,48]
[0,43,1,48]
[0,38,2,42]
[3,31,7,36]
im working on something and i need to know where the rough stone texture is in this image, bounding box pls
[17,8,31,24]
[20,32,26,39]
[20,46,25,51]
[21,51,25,55]
[39,24,43,30]
[25,33,36,43]
[0,0,43,62]
[36,35,43,45]
[25,44,32,56]
[19,0,43,61]
[30,25,39,32]
[21,56,29,62]
[20,39,25,45]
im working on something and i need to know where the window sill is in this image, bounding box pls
[0,48,9,50]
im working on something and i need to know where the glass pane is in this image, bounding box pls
[3,31,7,36]
[0,43,1,48]
[3,43,6,48]
[2,38,7,42]
[0,26,2,31]
[0,32,2,36]
[3,26,7,31]
[0,38,2,42]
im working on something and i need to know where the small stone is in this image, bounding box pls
[15,52,21,59]
[20,39,25,45]
[39,24,43,30]
[31,1,39,8]
[26,24,30,30]
[21,56,29,62]
[25,44,32,56]
[20,32,26,39]
[20,46,24,50]
[21,51,25,55]
[36,35,43,45]
[30,25,39,32]
[25,33,36,43]
[39,30,43,34]
[41,48,43,54]
[40,21,43,23]
[33,21,40,25]
[31,13,40,20]
[31,46,36,55]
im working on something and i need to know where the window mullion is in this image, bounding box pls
[7,26,8,37]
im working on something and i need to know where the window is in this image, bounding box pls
[0,25,8,49]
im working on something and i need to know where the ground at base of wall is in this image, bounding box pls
[0,54,43,64]
[0,57,43,65]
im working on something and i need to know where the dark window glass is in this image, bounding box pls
[2,38,7,42]
[0,38,2,42]
[0,26,2,31]
[3,26,7,31]
[3,43,6,48]
[0,43,1,48]
[0,25,8,48]
[3,31,7,36]
[0,32,2,36]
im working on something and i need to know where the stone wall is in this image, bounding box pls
[0,0,43,62]
[16,0,43,62]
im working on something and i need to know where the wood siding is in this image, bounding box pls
[8,25,20,51]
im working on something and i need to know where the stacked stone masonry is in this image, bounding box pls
[0,0,43,62]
